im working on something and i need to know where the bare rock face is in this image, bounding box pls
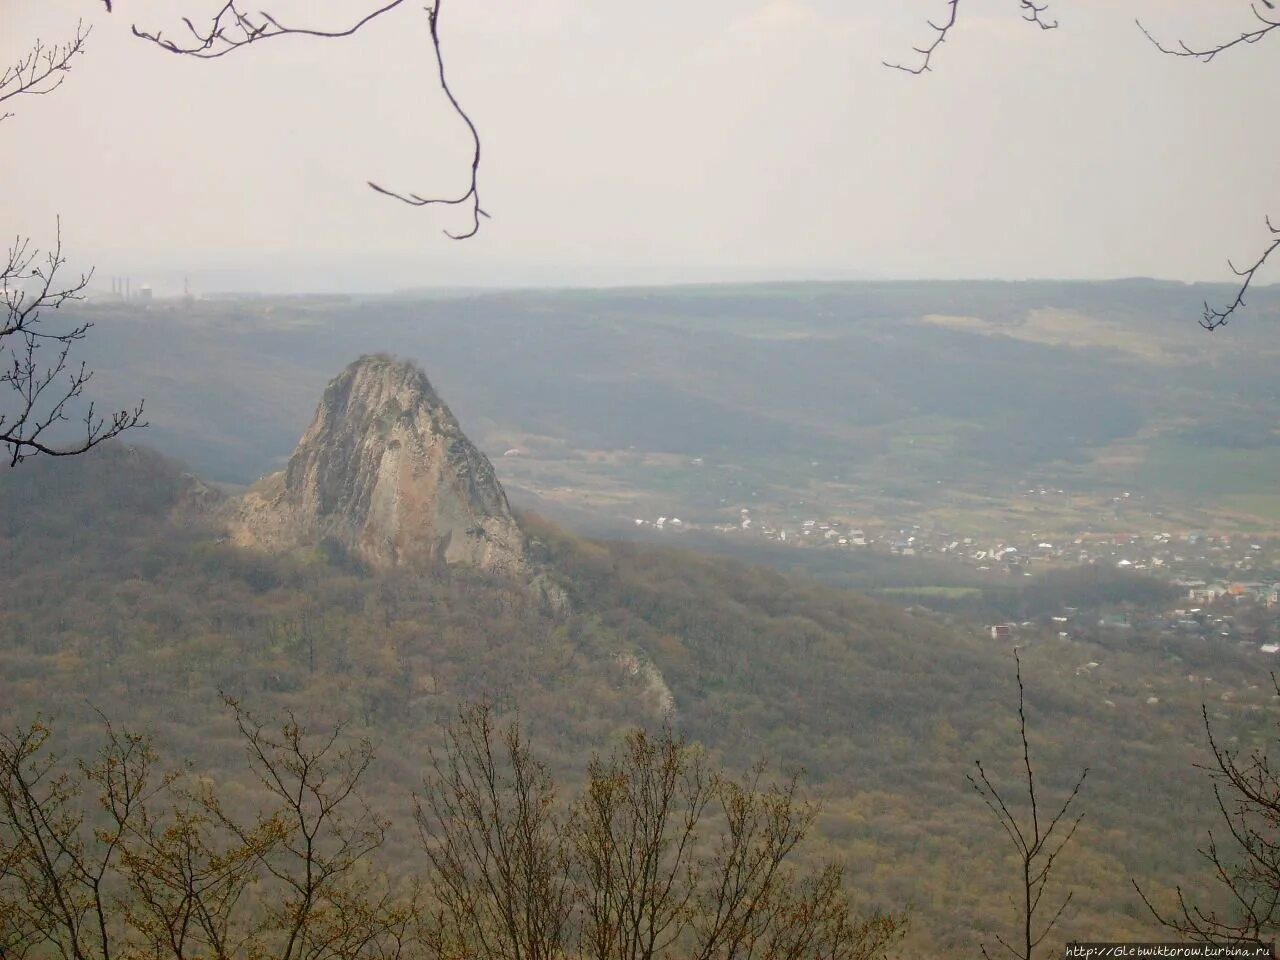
[232,355,525,573]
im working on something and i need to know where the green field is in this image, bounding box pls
[1136,439,1280,509]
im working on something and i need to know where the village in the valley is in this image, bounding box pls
[629,486,1280,651]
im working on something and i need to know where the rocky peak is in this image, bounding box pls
[232,355,525,573]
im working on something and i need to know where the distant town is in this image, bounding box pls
[630,494,1280,652]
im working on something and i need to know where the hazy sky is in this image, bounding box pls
[4,0,1280,291]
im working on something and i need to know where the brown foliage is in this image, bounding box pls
[415,704,906,960]
[0,701,902,960]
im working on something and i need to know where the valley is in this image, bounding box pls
[2,439,1274,954]
[68,281,1280,548]
[8,4,1279,953]
[4,295,1280,952]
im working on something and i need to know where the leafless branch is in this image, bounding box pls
[366,0,487,239]
[0,19,139,468]
[883,0,960,74]
[132,0,486,239]
[414,702,571,960]
[969,650,1087,960]
[1135,672,1280,940]
[1019,1,1057,31]
[1,222,145,467]
[1128,5,1280,333]
[885,1,1056,74]
[1,705,412,960]
[1199,217,1280,332]
[416,704,905,960]
[1135,5,1279,334]
[129,0,411,58]
[0,21,91,124]
[1137,3,1280,63]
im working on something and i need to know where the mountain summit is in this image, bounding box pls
[232,355,526,573]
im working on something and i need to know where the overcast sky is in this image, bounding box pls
[4,0,1279,292]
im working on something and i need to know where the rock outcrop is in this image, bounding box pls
[231,355,526,573]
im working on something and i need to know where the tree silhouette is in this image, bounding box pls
[1135,673,1280,943]
[2,17,144,467]
[890,1,1278,330]
[415,703,906,960]
[969,651,1087,960]
[128,0,486,239]
[1,701,906,960]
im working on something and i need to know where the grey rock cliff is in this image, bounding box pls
[232,355,526,573]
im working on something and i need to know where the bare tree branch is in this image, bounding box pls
[1106,7,1279,333]
[1135,672,1280,940]
[1137,3,1280,63]
[969,650,1087,960]
[1,17,141,467]
[883,0,960,75]
[893,3,1280,333]
[131,0,487,239]
[0,21,91,125]
[416,704,905,960]
[1199,217,1280,332]
[366,0,487,240]
[885,1,1056,75]
[1,222,145,467]
[1019,1,1057,31]
[1,705,412,960]
[414,702,571,960]
[129,0,411,59]
[212,693,398,960]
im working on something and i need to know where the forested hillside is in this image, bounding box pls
[1,443,1274,953]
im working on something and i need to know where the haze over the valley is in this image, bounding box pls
[7,2,1280,957]
[5,0,1280,291]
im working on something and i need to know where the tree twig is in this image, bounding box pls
[1137,3,1280,64]
[1019,1,1057,31]
[1,221,145,466]
[883,0,961,74]
[885,1,1056,75]
[1200,217,1280,332]
[130,0,486,239]
[130,0,412,59]
[969,650,1087,960]
[366,0,486,239]
[0,21,91,125]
